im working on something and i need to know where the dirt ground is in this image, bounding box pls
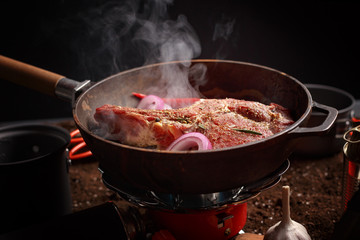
[244,154,343,240]
[65,119,344,240]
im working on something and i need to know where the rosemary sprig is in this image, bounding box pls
[198,123,206,130]
[176,117,190,123]
[233,128,263,135]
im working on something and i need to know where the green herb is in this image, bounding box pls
[176,117,190,124]
[198,124,206,130]
[233,128,263,135]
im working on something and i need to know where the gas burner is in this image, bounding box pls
[100,160,289,210]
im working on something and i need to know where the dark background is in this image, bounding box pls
[0,0,359,121]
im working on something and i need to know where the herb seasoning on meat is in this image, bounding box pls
[94,98,294,150]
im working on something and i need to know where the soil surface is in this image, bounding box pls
[63,120,344,240]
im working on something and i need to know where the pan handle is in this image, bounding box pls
[0,55,89,102]
[288,102,338,137]
[0,55,66,96]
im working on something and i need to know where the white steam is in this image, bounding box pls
[132,1,205,98]
[134,14,201,64]
[212,17,236,41]
[66,0,206,99]
[212,15,236,60]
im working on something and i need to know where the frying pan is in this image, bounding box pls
[0,56,337,194]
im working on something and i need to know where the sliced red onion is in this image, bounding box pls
[163,103,172,110]
[167,132,212,151]
[137,95,165,110]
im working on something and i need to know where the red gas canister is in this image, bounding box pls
[150,203,247,240]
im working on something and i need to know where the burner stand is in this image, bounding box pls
[100,159,289,210]
[99,160,289,240]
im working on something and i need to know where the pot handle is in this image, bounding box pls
[0,55,91,102]
[0,55,66,96]
[288,102,338,137]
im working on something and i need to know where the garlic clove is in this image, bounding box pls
[264,186,311,240]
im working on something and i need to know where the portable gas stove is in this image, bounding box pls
[66,126,290,240]
[99,159,289,240]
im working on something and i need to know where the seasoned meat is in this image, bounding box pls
[94,98,294,150]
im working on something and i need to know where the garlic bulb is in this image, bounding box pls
[264,186,311,240]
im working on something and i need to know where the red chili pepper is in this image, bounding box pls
[132,92,200,108]
[352,117,360,123]
[132,92,147,99]
[69,129,93,160]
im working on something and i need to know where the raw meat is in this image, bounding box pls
[94,98,294,150]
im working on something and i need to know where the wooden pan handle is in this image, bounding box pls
[0,55,65,96]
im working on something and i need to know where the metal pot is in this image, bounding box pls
[294,84,355,156]
[0,56,337,194]
[0,123,72,234]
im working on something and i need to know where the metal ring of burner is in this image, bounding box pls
[101,159,289,210]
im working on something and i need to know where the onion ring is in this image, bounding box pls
[137,95,165,110]
[167,132,212,151]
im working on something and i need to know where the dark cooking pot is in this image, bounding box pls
[0,57,337,194]
[294,84,355,156]
[0,123,72,234]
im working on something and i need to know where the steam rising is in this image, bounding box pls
[212,16,236,42]
[212,15,236,59]
[68,0,206,98]
[134,14,201,64]
[133,7,205,98]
